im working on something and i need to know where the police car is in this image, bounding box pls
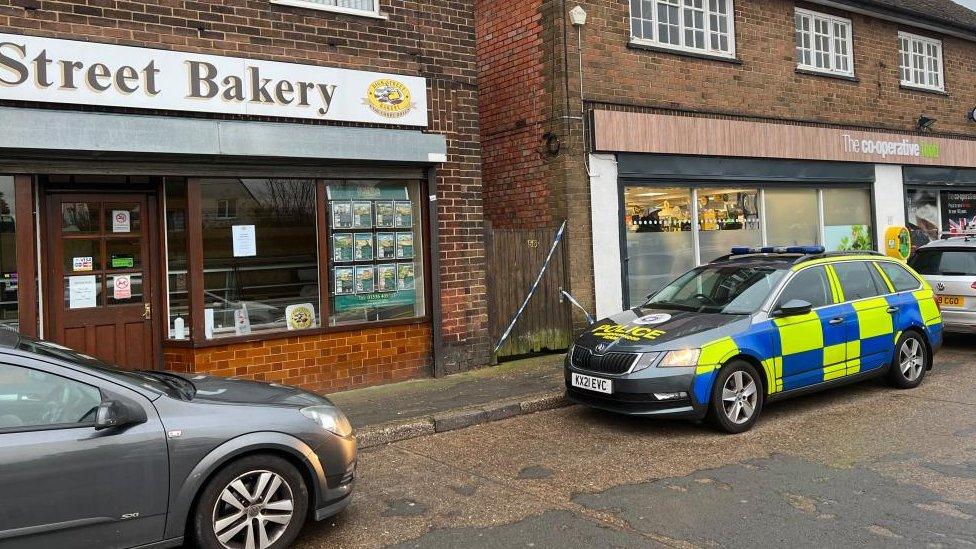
[566,246,943,433]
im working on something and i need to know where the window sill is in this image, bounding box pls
[899,83,949,96]
[795,67,859,83]
[162,316,429,349]
[269,0,388,20]
[627,40,742,65]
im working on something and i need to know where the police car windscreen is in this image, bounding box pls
[647,265,787,314]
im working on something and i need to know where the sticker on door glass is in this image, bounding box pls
[112,210,131,233]
[68,275,97,309]
[113,275,132,300]
[73,256,93,272]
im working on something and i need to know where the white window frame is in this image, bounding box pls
[629,0,737,60]
[794,8,855,78]
[898,31,945,92]
[269,0,387,20]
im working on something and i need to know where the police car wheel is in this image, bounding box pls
[888,332,929,389]
[707,361,764,434]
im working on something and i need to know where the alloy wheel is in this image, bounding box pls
[722,370,758,425]
[212,470,295,549]
[900,337,924,382]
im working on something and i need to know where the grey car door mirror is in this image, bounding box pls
[774,299,813,317]
[95,399,147,431]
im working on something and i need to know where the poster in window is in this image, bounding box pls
[331,201,353,229]
[397,263,415,291]
[354,233,374,261]
[395,201,413,228]
[334,266,355,295]
[356,265,375,294]
[376,232,396,259]
[396,232,414,259]
[907,189,939,247]
[375,201,396,228]
[353,201,373,229]
[376,264,396,292]
[231,225,257,257]
[332,233,354,262]
[940,191,976,236]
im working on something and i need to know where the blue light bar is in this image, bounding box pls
[730,245,825,255]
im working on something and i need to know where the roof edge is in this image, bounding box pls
[806,0,976,42]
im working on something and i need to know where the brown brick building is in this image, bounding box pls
[0,0,489,392]
[478,0,976,337]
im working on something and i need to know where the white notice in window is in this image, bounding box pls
[69,275,97,309]
[232,225,257,257]
[112,210,131,233]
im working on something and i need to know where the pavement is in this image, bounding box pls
[296,334,976,548]
[326,354,567,448]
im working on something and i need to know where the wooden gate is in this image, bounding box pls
[486,224,573,359]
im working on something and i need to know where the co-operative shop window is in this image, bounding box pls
[823,189,873,252]
[629,0,735,58]
[697,188,761,264]
[0,177,15,331]
[899,31,944,92]
[201,179,320,339]
[326,180,425,326]
[269,0,383,18]
[624,187,696,304]
[794,8,854,77]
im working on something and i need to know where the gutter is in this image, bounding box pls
[807,0,976,42]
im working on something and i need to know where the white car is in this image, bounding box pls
[909,236,976,333]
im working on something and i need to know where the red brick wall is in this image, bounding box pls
[164,323,430,394]
[476,0,554,230]
[0,0,489,382]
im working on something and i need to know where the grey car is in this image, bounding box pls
[0,331,356,549]
[909,235,976,333]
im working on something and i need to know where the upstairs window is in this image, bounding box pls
[794,8,854,77]
[629,0,735,58]
[270,0,382,19]
[899,31,944,92]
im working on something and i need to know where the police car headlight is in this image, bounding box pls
[658,349,701,368]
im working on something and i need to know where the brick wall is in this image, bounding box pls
[0,0,489,386]
[164,323,431,394]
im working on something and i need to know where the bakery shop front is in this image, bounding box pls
[0,33,448,392]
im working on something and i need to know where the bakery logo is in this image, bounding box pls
[365,79,415,119]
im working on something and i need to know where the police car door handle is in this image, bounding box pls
[887,306,900,314]
[829,317,844,325]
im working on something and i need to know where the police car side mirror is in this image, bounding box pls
[773,299,812,318]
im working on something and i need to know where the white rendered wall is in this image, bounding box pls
[873,164,906,249]
[590,154,624,319]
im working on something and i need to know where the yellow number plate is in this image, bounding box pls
[936,295,966,308]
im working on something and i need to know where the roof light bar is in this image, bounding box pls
[730,246,825,255]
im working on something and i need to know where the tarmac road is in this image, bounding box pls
[295,335,976,548]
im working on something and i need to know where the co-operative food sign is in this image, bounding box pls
[0,33,428,127]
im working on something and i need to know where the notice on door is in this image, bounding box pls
[68,275,97,309]
[113,275,132,300]
[112,210,131,233]
[232,225,257,257]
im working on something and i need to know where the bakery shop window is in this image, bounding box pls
[325,180,425,326]
[200,178,320,338]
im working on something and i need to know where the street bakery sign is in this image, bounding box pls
[0,33,427,127]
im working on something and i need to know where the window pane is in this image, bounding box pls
[777,266,832,309]
[878,262,921,292]
[833,261,883,301]
[823,188,873,251]
[764,189,820,247]
[0,364,102,430]
[697,188,762,264]
[910,250,976,276]
[201,179,319,338]
[61,202,99,234]
[327,180,426,326]
[165,179,190,340]
[0,177,17,330]
[624,187,695,307]
[906,188,939,247]
[301,0,375,11]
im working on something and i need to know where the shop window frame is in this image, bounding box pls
[618,182,875,309]
[162,176,432,349]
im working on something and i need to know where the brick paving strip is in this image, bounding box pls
[325,354,570,449]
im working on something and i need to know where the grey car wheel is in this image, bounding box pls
[213,470,295,549]
[193,454,309,549]
[707,360,764,434]
[722,370,758,425]
[888,332,928,389]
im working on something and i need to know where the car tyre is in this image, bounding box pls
[888,331,929,389]
[192,454,309,549]
[707,360,764,434]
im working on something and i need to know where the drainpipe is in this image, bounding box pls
[426,166,446,377]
